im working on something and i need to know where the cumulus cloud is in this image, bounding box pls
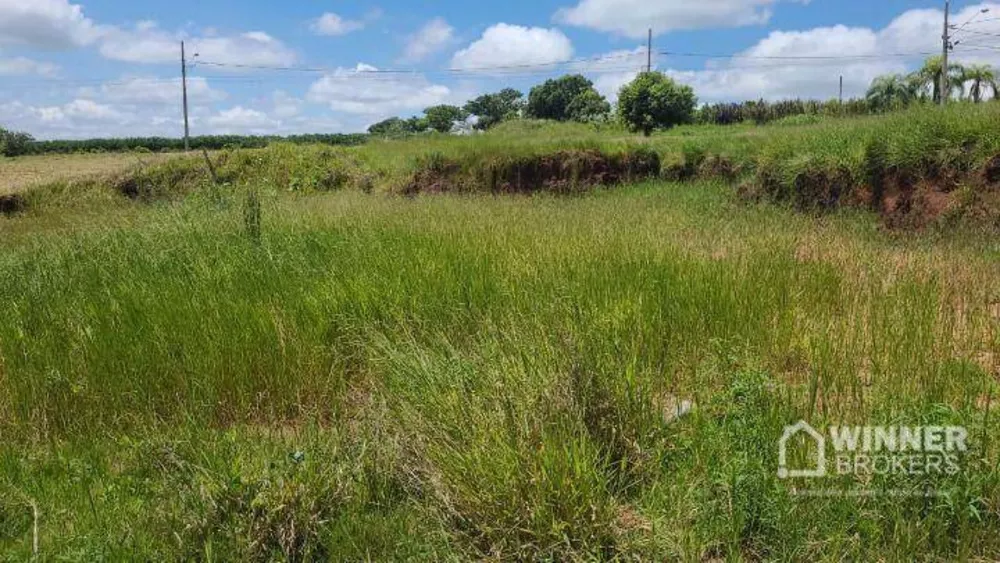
[570,46,648,100]
[451,24,573,70]
[569,5,1000,103]
[0,98,137,139]
[0,0,102,49]
[655,4,1000,103]
[96,77,227,105]
[0,56,59,76]
[664,25,900,102]
[403,18,455,62]
[207,106,280,134]
[310,13,365,36]
[99,22,296,66]
[555,0,808,38]
[271,90,303,119]
[306,63,455,116]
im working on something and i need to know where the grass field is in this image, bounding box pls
[1,107,999,560]
[0,152,181,195]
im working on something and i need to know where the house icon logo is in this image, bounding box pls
[778,421,827,479]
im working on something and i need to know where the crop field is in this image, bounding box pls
[1,106,1000,560]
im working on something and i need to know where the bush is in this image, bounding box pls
[617,72,697,136]
[0,127,34,157]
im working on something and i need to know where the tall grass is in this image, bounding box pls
[0,179,998,559]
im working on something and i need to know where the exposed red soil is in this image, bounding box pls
[743,153,1000,229]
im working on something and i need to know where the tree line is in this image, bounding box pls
[369,72,696,136]
[0,132,367,157]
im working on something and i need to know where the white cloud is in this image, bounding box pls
[310,13,365,36]
[569,46,647,100]
[555,0,808,38]
[403,18,455,62]
[0,0,101,49]
[99,22,296,66]
[272,90,303,119]
[0,56,59,76]
[657,3,1000,104]
[0,98,132,139]
[207,106,280,134]
[62,99,124,120]
[97,77,227,105]
[306,63,455,116]
[451,24,573,70]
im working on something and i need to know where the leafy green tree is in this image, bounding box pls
[463,88,525,130]
[909,56,965,103]
[367,116,427,136]
[527,74,609,122]
[367,117,408,135]
[617,72,696,136]
[423,105,468,133]
[865,74,918,111]
[566,89,611,122]
[404,116,429,133]
[0,127,34,157]
[962,64,998,103]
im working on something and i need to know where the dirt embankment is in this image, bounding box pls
[402,149,661,196]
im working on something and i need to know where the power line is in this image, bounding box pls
[953,28,1000,39]
[192,51,647,76]
[659,50,939,61]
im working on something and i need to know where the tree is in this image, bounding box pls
[463,88,525,130]
[866,74,918,111]
[367,116,427,136]
[526,74,609,122]
[962,64,998,103]
[909,56,965,103]
[0,127,33,157]
[404,116,429,133]
[367,117,407,135]
[566,89,611,122]
[423,105,468,133]
[617,72,696,136]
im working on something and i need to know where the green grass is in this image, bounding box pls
[1,173,999,559]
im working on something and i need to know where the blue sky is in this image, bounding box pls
[1,0,998,138]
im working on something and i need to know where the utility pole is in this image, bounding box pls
[941,0,950,106]
[839,75,843,104]
[181,41,190,150]
[647,28,652,73]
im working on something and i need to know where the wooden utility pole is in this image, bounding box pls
[181,41,190,150]
[839,75,843,103]
[647,28,652,72]
[941,0,950,106]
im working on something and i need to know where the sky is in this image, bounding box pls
[2,0,1000,139]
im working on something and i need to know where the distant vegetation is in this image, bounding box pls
[0,133,367,157]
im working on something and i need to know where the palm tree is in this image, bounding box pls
[866,74,918,111]
[909,56,966,103]
[962,64,998,103]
